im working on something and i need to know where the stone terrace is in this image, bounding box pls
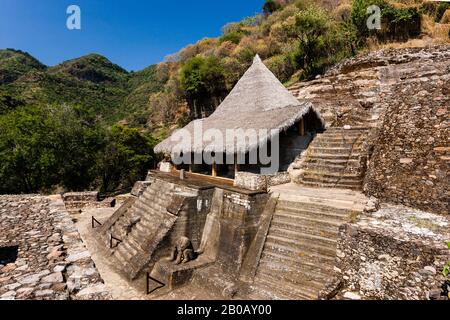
[0,195,110,300]
[329,204,450,300]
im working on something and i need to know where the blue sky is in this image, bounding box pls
[0,0,264,71]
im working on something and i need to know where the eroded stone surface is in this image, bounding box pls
[331,204,450,300]
[0,195,111,300]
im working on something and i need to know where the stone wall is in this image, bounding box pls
[215,190,269,275]
[234,172,268,191]
[234,171,291,191]
[364,68,449,214]
[0,195,110,300]
[330,204,449,300]
[63,191,116,214]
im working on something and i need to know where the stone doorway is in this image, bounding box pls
[0,245,19,265]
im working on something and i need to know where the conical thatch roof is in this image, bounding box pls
[154,55,323,155]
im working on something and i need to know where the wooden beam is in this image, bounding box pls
[299,118,305,136]
[234,154,240,174]
[212,162,217,177]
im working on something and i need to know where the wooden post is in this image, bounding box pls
[299,118,305,136]
[189,153,193,173]
[234,154,240,174]
[212,162,217,177]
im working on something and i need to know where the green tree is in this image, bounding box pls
[352,0,421,41]
[49,104,105,191]
[99,124,156,193]
[179,55,227,117]
[0,104,104,193]
[294,6,331,78]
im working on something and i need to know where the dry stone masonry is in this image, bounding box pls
[0,195,110,300]
[330,204,449,300]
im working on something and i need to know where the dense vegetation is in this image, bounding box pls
[0,0,448,194]
[0,104,156,194]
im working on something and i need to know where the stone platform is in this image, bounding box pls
[329,204,450,300]
[0,195,110,300]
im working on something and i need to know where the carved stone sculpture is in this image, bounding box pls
[166,236,197,265]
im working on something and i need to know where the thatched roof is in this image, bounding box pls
[154,55,324,155]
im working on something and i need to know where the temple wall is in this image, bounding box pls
[323,205,450,300]
[214,190,269,275]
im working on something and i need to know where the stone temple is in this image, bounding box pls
[1,46,449,300]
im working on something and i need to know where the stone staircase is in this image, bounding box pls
[98,179,193,280]
[298,127,368,190]
[249,185,367,300]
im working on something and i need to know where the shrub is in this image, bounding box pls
[263,0,282,16]
[437,3,450,22]
[265,54,297,83]
[352,0,421,41]
[219,29,249,45]
[441,9,450,24]
[294,6,332,77]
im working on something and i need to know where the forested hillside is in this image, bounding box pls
[0,0,449,195]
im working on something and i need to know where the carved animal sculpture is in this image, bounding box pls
[167,236,197,265]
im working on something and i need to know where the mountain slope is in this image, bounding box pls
[0,49,46,84]
[0,50,166,122]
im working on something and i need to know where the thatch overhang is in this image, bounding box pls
[154,55,324,155]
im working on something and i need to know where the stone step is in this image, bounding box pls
[300,177,362,190]
[273,209,347,227]
[303,163,360,173]
[260,250,335,274]
[326,127,368,132]
[276,200,355,215]
[270,219,340,239]
[263,239,336,267]
[113,251,128,266]
[306,153,355,160]
[305,158,360,166]
[141,192,172,207]
[256,260,329,288]
[123,236,145,252]
[300,176,362,188]
[114,244,134,264]
[299,180,363,190]
[302,170,363,181]
[134,198,169,218]
[140,210,168,225]
[268,228,336,247]
[134,221,159,236]
[252,271,319,300]
[318,134,363,141]
[133,200,156,216]
[265,235,337,258]
[310,146,358,155]
[118,240,140,257]
[315,134,360,140]
[312,140,358,148]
